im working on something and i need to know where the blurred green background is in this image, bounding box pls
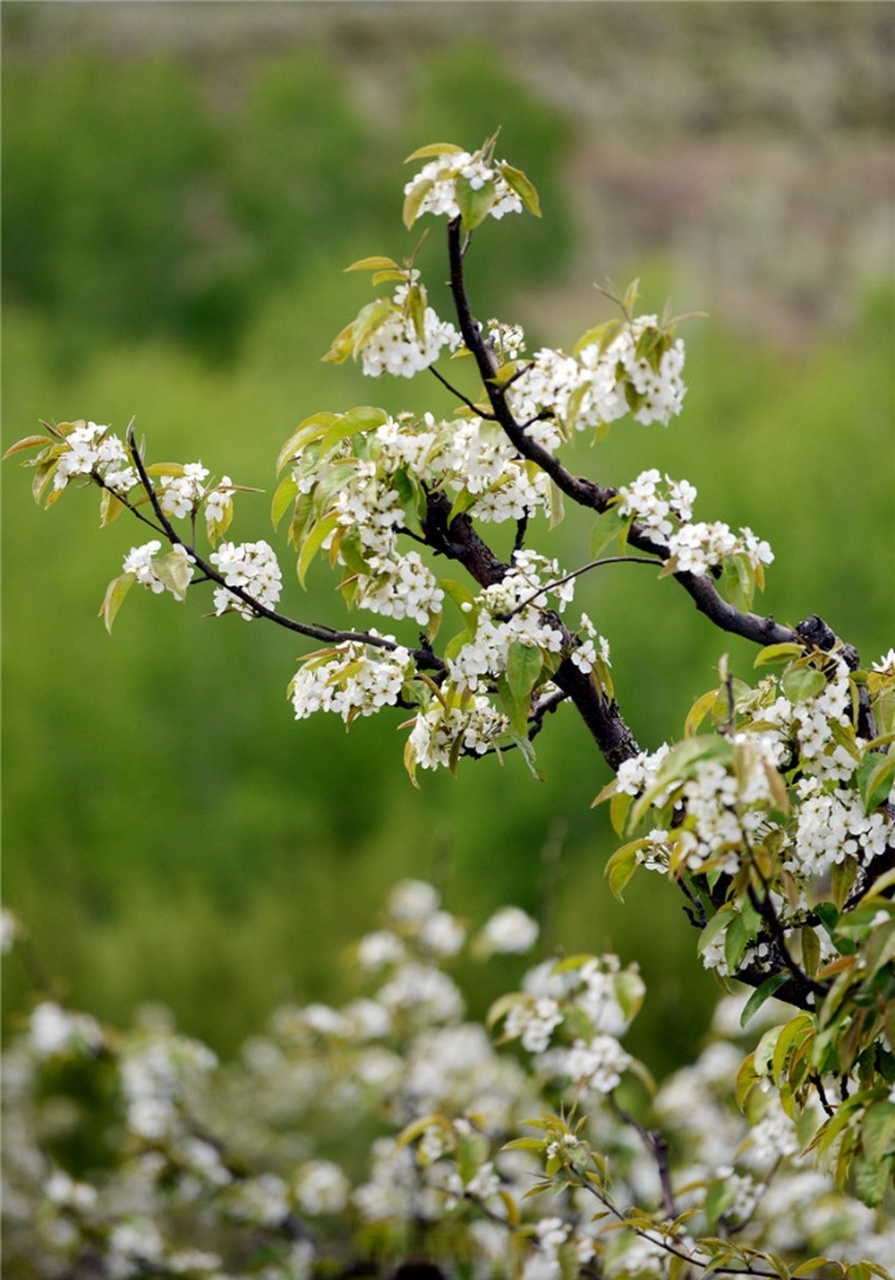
[3,2,893,1077]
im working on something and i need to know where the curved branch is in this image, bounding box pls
[445,219,837,661]
[125,430,445,673]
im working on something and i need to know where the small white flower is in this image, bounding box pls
[294,1160,350,1216]
[479,906,540,954]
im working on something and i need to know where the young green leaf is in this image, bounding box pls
[497,162,542,217]
[99,572,135,634]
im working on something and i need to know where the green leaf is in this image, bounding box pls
[457,1131,490,1185]
[321,320,356,365]
[861,1100,895,1164]
[735,1053,760,1114]
[405,282,427,346]
[344,255,401,273]
[404,142,464,163]
[403,176,435,229]
[3,432,53,459]
[754,642,804,667]
[99,487,125,527]
[497,672,530,740]
[604,841,645,903]
[740,973,790,1027]
[781,665,828,703]
[287,489,314,551]
[722,552,756,612]
[338,526,370,578]
[589,506,632,558]
[32,458,60,505]
[724,910,752,974]
[297,513,341,587]
[684,688,719,738]
[548,481,565,530]
[351,299,397,359]
[506,642,543,706]
[270,475,299,530]
[488,361,523,388]
[852,1149,894,1208]
[801,925,821,978]
[319,405,388,460]
[608,789,631,837]
[276,413,339,472]
[441,579,478,632]
[831,857,859,911]
[655,734,732,786]
[457,175,497,234]
[153,550,193,601]
[704,1177,738,1229]
[497,162,541,217]
[447,486,478,525]
[99,572,135,634]
[857,750,895,814]
[573,319,623,358]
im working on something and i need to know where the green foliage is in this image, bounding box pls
[1,37,574,368]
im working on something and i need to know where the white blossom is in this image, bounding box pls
[122,540,194,597]
[360,282,460,378]
[290,640,412,724]
[357,929,407,971]
[387,879,440,923]
[159,462,209,519]
[294,1160,350,1216]
[504,996,563,1054]
[209,539,282,618]
[408,694,508,770]
[29,1002,103,1058]
[479,905,540,954]
[403,149,524,224]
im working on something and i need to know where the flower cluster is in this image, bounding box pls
[406,690,509,773]
[158,462,236,540]
[121,540,195,598]
[7,885,889,1279]
[51,420,139,497]
[445,552,575,695]
[353,550,444,627]
[290,639,413,725]
[600,646,895,1002]
[615,468,697,538]
[614,468,774,588]
[403,146,526,225]
[209,540,282,619]
[507,315,687,433]
[668,520,774,579]
[359,281,461,379]
[486,317,526,362]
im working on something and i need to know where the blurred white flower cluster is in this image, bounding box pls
[5,884,891,1279]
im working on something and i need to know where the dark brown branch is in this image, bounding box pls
[746,882,827,1004]
[445,218,833,659]
[422,486,641,768]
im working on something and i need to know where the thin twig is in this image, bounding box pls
[124,430,445,672]
[500,555,661,620]
[608,1096,676,1219]
[428,363,496,419]
[572,1167,834,1280]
